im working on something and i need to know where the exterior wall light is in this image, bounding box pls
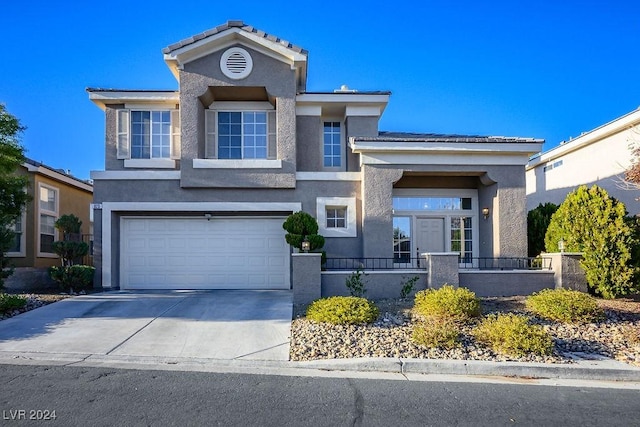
[558,239,565,253]
[301,237,310,253]
[482,207,490,219]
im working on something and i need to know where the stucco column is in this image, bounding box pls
[425,252,460,289]
[291,253,322,305]
[548,252,588,292]
[494,180,528,257]
[361,165,403,258]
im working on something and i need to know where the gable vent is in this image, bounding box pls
[220,47,253,80]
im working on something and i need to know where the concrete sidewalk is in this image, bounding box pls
[0,290,293,361]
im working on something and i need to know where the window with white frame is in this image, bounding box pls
[326,207,347,228]
[323,121,342,168]
[218,111,267,159]
[39,184,58,254]
[317,197,357,237]
[7,212,25,256]
[116,108,180,163]
[204,103,276,160]
[131,111,171,159]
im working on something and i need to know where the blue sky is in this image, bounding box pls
[2,1,639,180]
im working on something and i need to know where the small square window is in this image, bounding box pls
[326,207,347,228]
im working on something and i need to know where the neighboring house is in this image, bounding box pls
[88,21,543,291]
[6,159,93,287]
[526,108,640,214]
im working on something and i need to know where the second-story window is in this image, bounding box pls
[39,184,58,254]
[323,121,341,167]
[131,111,171,159]
[218,111,267,159]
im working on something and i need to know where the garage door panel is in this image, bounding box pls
[121,217,289,290]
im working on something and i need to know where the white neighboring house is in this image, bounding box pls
[526,108,640,215]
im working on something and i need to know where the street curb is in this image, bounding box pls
[1,352,639,382]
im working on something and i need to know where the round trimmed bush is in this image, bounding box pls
[473,313,554,357]
[413,285,481,321]
[412,317,461,350]
[306,296,379,325]
[526,289,604,323]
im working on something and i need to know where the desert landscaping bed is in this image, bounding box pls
[290,296,640,366]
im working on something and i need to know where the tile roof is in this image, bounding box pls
[358,131,544,144]
[162,20,308,55]
[24,158,93,186]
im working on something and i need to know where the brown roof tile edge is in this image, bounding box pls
[161,20,308,55]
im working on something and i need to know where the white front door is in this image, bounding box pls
[416,217,445,255]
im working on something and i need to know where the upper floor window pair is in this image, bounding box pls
[121,109,343,163]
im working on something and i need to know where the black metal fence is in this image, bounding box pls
[324,256,552,271]
[324,258,425,271]
[458,257,552,270]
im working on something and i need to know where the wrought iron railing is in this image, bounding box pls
[324,257,425,271]
[324,256,552,271]
[458,257,552,270]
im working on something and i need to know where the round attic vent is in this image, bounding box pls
[220,47,253,80]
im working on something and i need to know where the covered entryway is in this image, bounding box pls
[120,217,289,290]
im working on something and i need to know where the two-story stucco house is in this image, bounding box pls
[527,108,640,215]
[88,21,543,291]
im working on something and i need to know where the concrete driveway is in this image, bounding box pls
[0,290,293,361]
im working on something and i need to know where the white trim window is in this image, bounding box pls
[38,184,58,256]
[316,197,357,237]
[205,102,276,160]
[116,108,180,166]
[323,121,343,169]
[7,211,26,257]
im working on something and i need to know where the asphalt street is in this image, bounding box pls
[0,364,638,426]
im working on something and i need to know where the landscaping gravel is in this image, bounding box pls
[290,296,640,366]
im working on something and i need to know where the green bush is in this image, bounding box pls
[544,185,638,299]
[412,317,461,349]
[282,211,325,252]
[526,289,604,323]
[527,202,558,257]
[306,296,379,325]
[413,285,481,321]
[345,269,367,297]
[49,265,95,292]
[473,313,554,357]
[0,293,27,314]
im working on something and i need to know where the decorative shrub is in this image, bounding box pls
[49,265,95,293]
[544,185,638,299]
[282,211,325,251]
[52,214,88,266]
[473,313,554,357]
[400,276,420,299]
[412,317,461,349]
[0,293,27,314]
[413,285,481,321]
[526,289,604,323]
[527,202,558,257]
[345,269,367,297]
[306,296,379,325]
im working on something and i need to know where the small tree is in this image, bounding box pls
[544,185,638,299]
[52,214,89,266]
[527,202,558,257]
[49,214,93,292]
[0,105,30,290]
[282,211,325,251]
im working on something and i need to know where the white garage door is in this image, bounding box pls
[120,217,289,290]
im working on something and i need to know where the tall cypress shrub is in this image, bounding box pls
[544,185,638,299]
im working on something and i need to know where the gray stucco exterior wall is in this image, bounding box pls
[296,116,322,171]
